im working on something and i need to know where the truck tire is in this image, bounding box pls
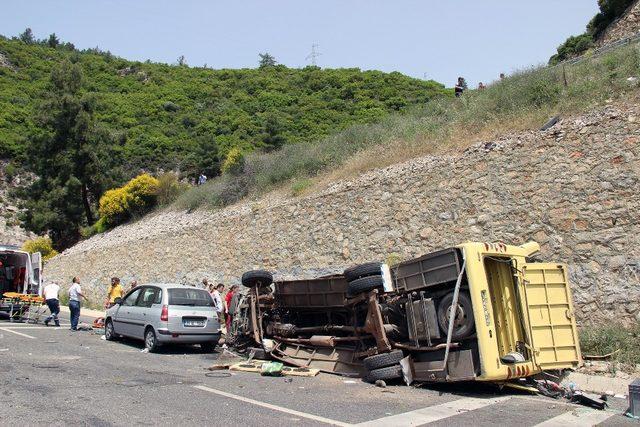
[347,276,384,296]
[437,291,475,340]
[344,262,382,282]
[241,270,273,288]
[364,365,403,383]
[363,350,404,371]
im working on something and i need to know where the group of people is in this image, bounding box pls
[41,276,241,333]
[202,278,240,331]
[454,72,506,96]
[42,277,88,330]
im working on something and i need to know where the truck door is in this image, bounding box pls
[31,252,42,295]
[521,263,582,370]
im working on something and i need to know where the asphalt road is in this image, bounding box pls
[0,313,635,427]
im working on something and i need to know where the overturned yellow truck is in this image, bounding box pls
[231,241,582,384]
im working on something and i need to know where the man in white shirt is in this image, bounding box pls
[68,277,88,331]
[43,282,61,327]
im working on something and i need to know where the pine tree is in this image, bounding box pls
[19,28,35,44]
[258,52,277,68]
[47,33,60,48]
[19,61,117,249]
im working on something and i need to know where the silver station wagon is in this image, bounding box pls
[104,283,221,352]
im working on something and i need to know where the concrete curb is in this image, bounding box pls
[59,305,104,319]
[563,371,635,396]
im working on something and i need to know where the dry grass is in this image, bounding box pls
[175,42,640,211]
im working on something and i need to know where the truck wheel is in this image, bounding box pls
[364,365,403,383]
[344,262,382,282]
[437,291,475,340]
[363,350,404,371]
[241,270,273,288]
[347,276,384,296]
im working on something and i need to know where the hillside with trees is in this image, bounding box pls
[0,31,447,248]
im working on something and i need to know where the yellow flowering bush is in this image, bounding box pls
[98,173,160,227]
[22,237,59,261]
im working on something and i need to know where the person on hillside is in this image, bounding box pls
[197,173,207,186]
[105,277,123,308]
[68,277,88,331]
[455,77,467,97]
[478,82,486,90]
[43,281,61,327]
[212,283,225,325]
[225,285,239,331]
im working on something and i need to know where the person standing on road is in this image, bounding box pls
[68,277,87,331]
[43,281,61,327]
[212,283,225,325]
[129,280,138,292]
[105,277,123,308]
[224,285,239,330]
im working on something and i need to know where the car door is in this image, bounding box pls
[131,286,161,339]
[113,288,142,337]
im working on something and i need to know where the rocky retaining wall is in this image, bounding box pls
[46,102,640,325]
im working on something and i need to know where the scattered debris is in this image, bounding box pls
[540,115,560,131]
[140,348,149,353]
[205,372,232,378]
[569,391,608,410]
[228,359,319,377]
[375,380,387,388]
[260,361,284,376]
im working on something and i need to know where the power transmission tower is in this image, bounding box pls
[306,44,322,66]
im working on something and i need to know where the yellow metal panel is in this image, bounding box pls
[522,263,582,369]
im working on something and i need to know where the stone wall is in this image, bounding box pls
[598,0,640,45]
[46,102,640,325]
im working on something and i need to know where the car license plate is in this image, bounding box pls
[183,319,205,327]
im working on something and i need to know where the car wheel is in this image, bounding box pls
[364,365,403,383]
[200,342,216,353]
[104,319,117,341]
[344,262,382,282]
[241,270,273,288]
[437,291,475,340]
[347,276,384,296]
[144,327,159,352]
[363,350,404,371]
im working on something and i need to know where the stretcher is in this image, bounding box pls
[1,292,46,323]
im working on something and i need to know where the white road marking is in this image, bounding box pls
[355,396,511,426]
[533,408,615,426]
[194,384,352,426]
[0,327,36,339]
[0,326,68,329]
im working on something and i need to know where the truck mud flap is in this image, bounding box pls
[270,341,365,377]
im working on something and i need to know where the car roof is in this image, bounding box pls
[139,283,204,290]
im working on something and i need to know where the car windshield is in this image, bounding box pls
[167,288,213,306]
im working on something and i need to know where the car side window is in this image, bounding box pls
[136,287,159,308]
[122,289,141,307]
[154,288,163,304]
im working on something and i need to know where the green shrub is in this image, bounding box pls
[291,178,312,196]
[579,322,640,368]
[22,237,58,261]
[156,172,189,206]
[221,147,245,175]
[549,33,594,65]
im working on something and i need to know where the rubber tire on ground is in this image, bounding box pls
[364,365,403,383]
[347,276,384,296]
[344,262,382,282]
[436,291,475,340]
[104,319,117,341]
[200,342,216,353]
[363,350,404,371]
[144,327,159,353]
[241,270,273,288]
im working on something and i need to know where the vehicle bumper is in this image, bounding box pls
[156,329,221,344]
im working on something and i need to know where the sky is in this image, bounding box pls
[2,1,598,87]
